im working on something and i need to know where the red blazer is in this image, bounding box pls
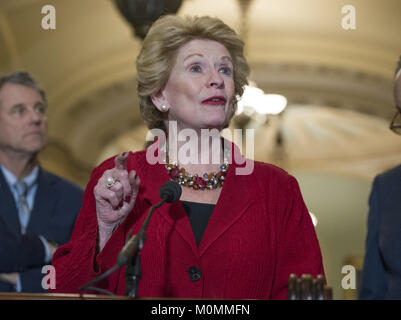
[51,146,324,299]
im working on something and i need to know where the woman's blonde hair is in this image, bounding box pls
[136,15,250,131]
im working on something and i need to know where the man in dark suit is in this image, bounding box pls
[359,56,401,299]
[0,72,83,293]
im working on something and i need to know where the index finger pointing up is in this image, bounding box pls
[115,152,129,170]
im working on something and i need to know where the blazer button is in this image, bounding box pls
[188,266,202,282]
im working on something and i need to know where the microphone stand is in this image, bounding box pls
[120,197,166,297]
[124,237,143,297]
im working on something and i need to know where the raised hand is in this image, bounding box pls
[94,152,140,251]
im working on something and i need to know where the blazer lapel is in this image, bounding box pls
[0,169,21,235]
[140,159,198,255]
[27,168,57,233]
[198,157,255,257]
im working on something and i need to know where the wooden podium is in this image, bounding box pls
[0,292,135,300]
[0,292,193,300]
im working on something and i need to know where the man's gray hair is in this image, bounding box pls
[0,71,47,104]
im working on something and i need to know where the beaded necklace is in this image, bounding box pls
[164,145,230,190]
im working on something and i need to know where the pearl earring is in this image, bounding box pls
[161,105,167,112]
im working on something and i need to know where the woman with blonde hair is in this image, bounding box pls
[51,15,324,299]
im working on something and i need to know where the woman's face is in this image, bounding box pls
[153,39,235,131]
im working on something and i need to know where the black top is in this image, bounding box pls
[181,201,215,247]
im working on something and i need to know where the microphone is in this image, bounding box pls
[160,180,182,203]
[117,181,182,267]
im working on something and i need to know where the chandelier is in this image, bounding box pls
[114,0,183,40]
[235,0,287,119]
